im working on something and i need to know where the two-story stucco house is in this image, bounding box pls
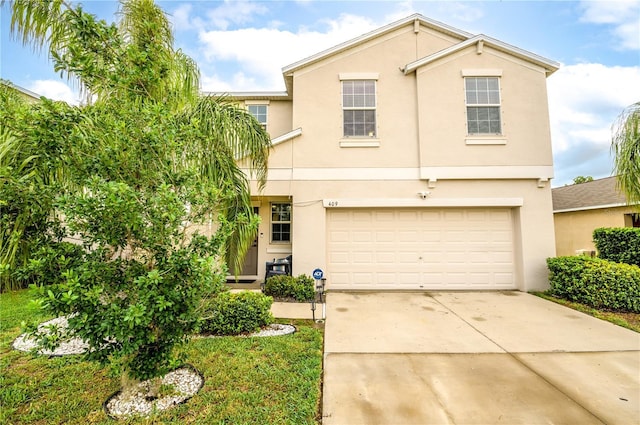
[222,14,559,292]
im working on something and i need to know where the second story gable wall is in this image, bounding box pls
[414,44,553,169]
[280,23,462,170]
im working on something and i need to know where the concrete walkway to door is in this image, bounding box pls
[322,291,640,425]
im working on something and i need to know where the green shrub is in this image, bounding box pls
[547,256,640,312]
[13,241,86,287]
[593,227,640,267]
[264,274,315,302]
[201,291,273,336]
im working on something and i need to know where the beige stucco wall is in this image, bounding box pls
[554,206,637,256]
[250,178,555,292]
[415,46,553,168]
[240,20,557,292]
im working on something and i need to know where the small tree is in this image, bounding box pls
[5,0,271,391]
[612,102,640,209]
[572,176,593,185]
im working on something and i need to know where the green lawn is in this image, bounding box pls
[0,289,323,424]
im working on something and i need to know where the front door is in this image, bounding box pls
[237,207,259,275]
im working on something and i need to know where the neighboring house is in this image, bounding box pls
[552,176,639,257]
[219,14,559,292]
[1,80,41,103]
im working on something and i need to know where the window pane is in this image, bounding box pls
[364,81,375,94]
[465,77,500,106]
[342,80,376,137]
[364,93,375,107]
[466,92,477,104]
[465,78,476,91]
[467,106,501,135]
[248,105,267,124]
[343,94,354,108]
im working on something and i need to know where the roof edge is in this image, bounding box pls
[1,80,41,99]
[282,13,472,76]
[553,202,633,213]
[403,34,560,76]
[204,91,291,100]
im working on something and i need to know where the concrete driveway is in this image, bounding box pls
[322,291,640,425]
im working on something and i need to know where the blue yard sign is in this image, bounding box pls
[312,268,324,280]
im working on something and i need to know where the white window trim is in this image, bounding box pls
[341,79,378,139]
[465,137,507,145]
[339,73,379,81]
[247,104,268,130]
[464,76,502,136]
[270,202,291,244]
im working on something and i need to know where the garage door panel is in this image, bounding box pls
[327,208,516,290]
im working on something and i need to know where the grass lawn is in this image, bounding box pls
[0,289,324,424]
[533,291,640,332]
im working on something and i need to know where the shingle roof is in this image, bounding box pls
[552,176,628,212]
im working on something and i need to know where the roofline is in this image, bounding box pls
[553,202,635,214]
[271,127,302,146]
[1,80,41,99]
[403,34,559,76]
[282,14,472,76]
[204,91,291,100]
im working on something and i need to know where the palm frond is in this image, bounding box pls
[612,102,640,207]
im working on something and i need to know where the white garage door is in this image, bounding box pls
[327,208,515,290]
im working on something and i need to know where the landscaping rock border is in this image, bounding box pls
[103,364,204,420]
[11,316,89,356]
[13,318,296,356]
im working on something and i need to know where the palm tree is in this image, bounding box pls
[6,0,270,272]
[612,102,640,209]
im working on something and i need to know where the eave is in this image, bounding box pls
[204,91,291,101]
[403,34,560,77]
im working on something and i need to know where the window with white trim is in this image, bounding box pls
[248,104,267,129]
[271,203,291,243]
[342,80,376,137]
[465,77,501,135]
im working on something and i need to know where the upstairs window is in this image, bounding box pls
[271,203,291,243]
[248,104,268,129]
[342,80,376,137]
[465,77,501,135]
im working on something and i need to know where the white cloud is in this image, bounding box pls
[169,3,193,32]
[205,0,269,30]
[28,80,80,105]
[197,13,379,91]
[579,0,640,50]
[547,63,640,184]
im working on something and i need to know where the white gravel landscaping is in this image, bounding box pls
[11,316,90,356]
[12,317,296,419]
[13,317,296,356]
[104,365,205,419]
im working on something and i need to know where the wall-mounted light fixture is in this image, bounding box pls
[417,191,431,199]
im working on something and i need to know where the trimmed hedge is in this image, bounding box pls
[547,256,640,313]
[264,274,315,302]
[593,227,640,267]
[200,291,274,335]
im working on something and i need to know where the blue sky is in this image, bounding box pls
[1,0,639,187]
